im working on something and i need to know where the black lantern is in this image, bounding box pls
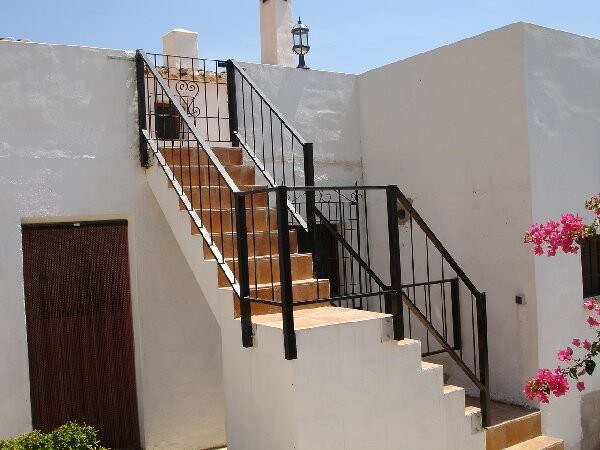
[292,17,310,69]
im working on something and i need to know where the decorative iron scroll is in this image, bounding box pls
[175,79,202,119]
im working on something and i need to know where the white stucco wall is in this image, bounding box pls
[238,62,363,186]
[358,24,539,406]
[524,24,600,450]
[0,41,225,448]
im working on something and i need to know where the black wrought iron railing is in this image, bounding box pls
[137,51,490,426]
[145,52,230,144]
[393,188,490,425]
[233,184,490,425]
[136,50,242,292]
[224,59,314,227]
[234,185,400,360]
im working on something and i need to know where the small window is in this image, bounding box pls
[581,236,600,298]
[155,102,180,140]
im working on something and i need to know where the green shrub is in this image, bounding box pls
[0,422,107,450]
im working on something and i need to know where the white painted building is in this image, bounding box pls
[0,3,598,448]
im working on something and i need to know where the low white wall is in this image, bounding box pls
[357,24,540,405]
[237,62,363,186]
[524,24,600,449]
[222,310,484,450]
[0,41,225,448]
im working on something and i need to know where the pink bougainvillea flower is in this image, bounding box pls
[558,347,573,362]
[585,194,600,218]
[583,339,592,350]
[587,316,600,327]
[572,338,582,347]
[584,299,596,310]
[577,382,586,392]
[524,369,570,403]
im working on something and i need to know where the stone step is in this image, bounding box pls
[203,230,298,259]
[486,412,541,450]
[191,207,278,234]
[232,278,331,316]
[169,164,255,187]
[178,185,268,210]
[504,436,564,450]
[217,253,314,287]
[159,144,243,166]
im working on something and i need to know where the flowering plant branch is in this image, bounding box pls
[523,194,600,403]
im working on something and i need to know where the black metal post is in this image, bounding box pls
[303,142,316,252]
[276,186,297,359]
[135,50,149,167]
[476,292,490,427]
[450,278,462,350]
[386,185,404,340]
[225,60,240,147]
[235,193,253,347]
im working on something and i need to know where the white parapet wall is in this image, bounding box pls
[523,24,600,449]
[220,308,484,450]
[356,22,600,449]
[237,62,363,186]
[0,41,225,449]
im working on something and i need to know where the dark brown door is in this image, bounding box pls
[22,221,141,449]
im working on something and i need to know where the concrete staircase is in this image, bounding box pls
[485,412,564,450]
[145,140,487,449]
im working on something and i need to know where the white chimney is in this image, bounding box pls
[260,0,294,67]
[162,29,199,68]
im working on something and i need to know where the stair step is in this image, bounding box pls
[159,144,243,165]
[504,436,564,450]
[486,412,541,450]
[443,384,463,395]
[465,405,482,417]
[179,185,268,210]
[218,253,314,287]
[169,164,255,186]
[232,278,330,316]
[203,230,299,259]
[191,207,277,234]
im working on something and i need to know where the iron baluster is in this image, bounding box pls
[276,186,297,360]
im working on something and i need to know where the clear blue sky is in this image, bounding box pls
[3,0,600,74]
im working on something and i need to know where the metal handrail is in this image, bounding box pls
[138,50,240,194]
[396,189,481,298]
[227,59,309,146]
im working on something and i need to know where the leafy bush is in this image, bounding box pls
[0,422,107,450]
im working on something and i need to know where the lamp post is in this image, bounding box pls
[292,17,310,69]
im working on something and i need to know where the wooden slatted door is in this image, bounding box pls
[22,221,141,449]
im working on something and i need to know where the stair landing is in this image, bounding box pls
[250,306,390,330]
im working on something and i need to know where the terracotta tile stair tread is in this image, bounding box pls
[223,252,311,263]
[486,411,542,450]
[192,207,278,233]
[247,278,327,290]
[503,436,564,450]
[217,253,314,287]
[168,164,255,186]
[250,306,389,330]
[179,188,268,210]
[203,229,298,259]
[231,278,331,316]
[159,145,243,165]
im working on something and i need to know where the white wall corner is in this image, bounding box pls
[260,0,295,67]
[162,29,199,68]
